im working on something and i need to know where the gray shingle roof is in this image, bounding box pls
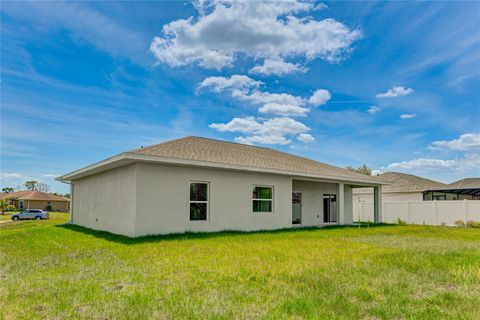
[130,136,380,183]
[444,178,480,189]
[354,172,447,193]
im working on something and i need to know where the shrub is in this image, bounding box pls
[46,204,53,211]
[397,218,407,225]
[5,205,16,212]
[454,220,466,227]
[466,220,480,228]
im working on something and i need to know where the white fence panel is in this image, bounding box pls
[353,200,480,226]
[467,201,480,221]
[408,202,437,225]
[354,202,374,222]
[383,202,409,224]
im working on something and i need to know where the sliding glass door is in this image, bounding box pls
[323,194,337,223]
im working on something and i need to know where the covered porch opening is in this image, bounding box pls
[292,179,382,226]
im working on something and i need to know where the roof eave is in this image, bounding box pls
[59,152,386,186]
[57,153,130,183]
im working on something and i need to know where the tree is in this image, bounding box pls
[346,164,372,176]
[37,183,50,193]
[2,187,14,193]
[24,180,38,191]
[0,199,6,215]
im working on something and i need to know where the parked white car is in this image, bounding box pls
[11,209,49,221]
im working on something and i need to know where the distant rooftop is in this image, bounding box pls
[0,190,69,201]
[354,171,447,193]
[444,177,480,190]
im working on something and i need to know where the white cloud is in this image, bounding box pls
[150,0,361,70]
[376,86,414,98]
[259,103,309,117]
[199,75,314,117]
[297,133,315,143]
[430,133,480,152]
[237,90,305,107]
[210,116,310,145]
[367,106,381,114]
[308,89,331,106]
[386,155,480,172]
[400,113,416,119]
[250,57,308,76]
[42,174,60,178]
[371,169,383,176]
[0,173,26,179]
[209,116,261,133]
[197,75,262,93]
[235,135,290,146]
[200,75,325,143]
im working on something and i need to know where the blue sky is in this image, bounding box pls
[1,1,479,193]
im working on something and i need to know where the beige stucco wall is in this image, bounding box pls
[71,162,360,237]
[13,199,69,211]
[72,164,136,237]
[25,200,69,211]
[134,163,293,236]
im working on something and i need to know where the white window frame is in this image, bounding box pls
[189,181,209,221]
[252,185,274,213]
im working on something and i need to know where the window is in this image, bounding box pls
[189,182,208,221]
[252,186,273,212]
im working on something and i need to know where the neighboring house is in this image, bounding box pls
[58,136,385,237]
[353,172,447,202]
[423,178,480,200]
[0,191,70,211]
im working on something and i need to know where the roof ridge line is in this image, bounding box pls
[133,136,375,180]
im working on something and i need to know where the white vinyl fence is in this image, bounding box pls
[354,200,480,226]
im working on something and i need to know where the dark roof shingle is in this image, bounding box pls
[130,136,380,183]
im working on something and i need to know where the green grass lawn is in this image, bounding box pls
[0,213,17,222]
[1,213,480,319]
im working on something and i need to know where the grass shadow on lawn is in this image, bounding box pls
[57,222,395,245]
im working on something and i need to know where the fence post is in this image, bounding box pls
[406,201,410,223]
[382,201,385,223]
[358,202,361,221]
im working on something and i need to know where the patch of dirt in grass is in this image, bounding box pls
[104,282,136,291]
[32,305,47,312]
[413,283,458,300]
[74,304,89,313]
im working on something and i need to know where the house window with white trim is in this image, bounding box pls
[252,186,273,213]
[189,182,209,221]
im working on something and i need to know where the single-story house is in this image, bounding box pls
[58,136,385,237]
[0,191,70,211]
[353,172,447,202]
[423,178,480,200]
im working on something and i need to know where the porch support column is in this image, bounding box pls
[373,185,382,223]
[337,182,345,224]
[70,183,74,224]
